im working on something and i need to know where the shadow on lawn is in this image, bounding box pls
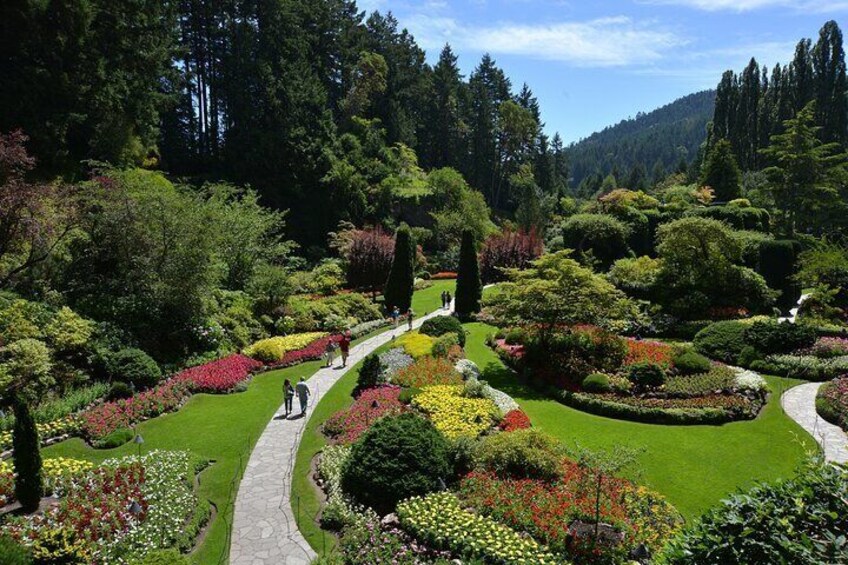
[481,361,548,402]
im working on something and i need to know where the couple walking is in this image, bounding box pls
[283,377,310,418]
[440,290,452,310]
[390,305,415,331]
[324,331,351,368]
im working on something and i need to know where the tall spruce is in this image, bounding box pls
[701,139,742,201]
[12,397,43,512]
[384,225,415,312]
[455,229,482,319]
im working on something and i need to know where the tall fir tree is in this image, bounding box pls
[701,139,742,201]
[455,229,482,319]
[384,225,415,312]
[428,44,466,170]
[813,20,848,145]
[12,397,43,512]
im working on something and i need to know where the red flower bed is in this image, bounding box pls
[499,409,532,431]
[271,335,334,368]
[323,386,406,444]
[430,271,457,280]
[176,353,261,393]
[624,339,674,368]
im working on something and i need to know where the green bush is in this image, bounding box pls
[737,346,763,368]
[397,387,421,404]
[340,413,450,514]
[97,427,134,449]
[108,348,161,389]
[743,320,816,355]
[129,549,190,565]
[581,373,611,393]
[659,460,848,564]
[475,429,562,481]
[353,353,384,397]
[693,321,748,363]
[758,239,801,309]
[560,392,735,425]
[672,349,711,375]
[107,381,135,401]
[432,333,460,358]
[0,534,33,564]
[12,399,43,512]
[504,327,528,345]
[561,213,631,269]
[627,362,666,388]
[419,315,466,346]
[448,435,479,479]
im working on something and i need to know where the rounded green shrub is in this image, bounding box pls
[107,381,134,401]
[581,373,611,393]
[353,353,384,397]
[672,349,711,375]
[475,429,562,481]
[432,333,460,358]
[419,315,466,346]
[743,320,816,355]
[340,413,450,514]
[504,327,527,345]
[108,348,161,389]
[693,321,748,363]
[737,346,763,368]
[627,361,666,388]
[98,427,134,449]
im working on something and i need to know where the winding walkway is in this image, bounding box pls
[781,382,848,464]
[228,303,453,565]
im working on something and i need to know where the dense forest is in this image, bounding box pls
[0,0,568,249]
[566,90,716,193]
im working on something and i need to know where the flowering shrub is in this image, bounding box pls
[378,348,415,379]
[323,386,406,444]
[759,354,848,381]
[0,417,79,451]
[805,337,848,358]
[175,353,261,393]
[393,357,462,388]
[397,492,558,564]
[459,469,681,562]
[624,339,674,368]
[339,513,452,564]
[732,367,767,395]
[243,332,327,362]
[454,358,481,380]
[273,335,335,367]
[817,376,848,430]
[412,385,498,440]
[0,460,12,507]
[393,332,435,358]
[499,409,532,431]
[348,318,390,339]
[316,445,362,530]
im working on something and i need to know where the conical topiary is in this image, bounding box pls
[384,225,415,312]
[455,229,482,320]
[12,396,43,512]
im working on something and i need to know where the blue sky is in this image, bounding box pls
[359,0,846,143]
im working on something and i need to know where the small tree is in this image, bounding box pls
[701,139,742,202]
[12,396,42,512]
[384,225,415,312]
[479,228,543,283]
[455,229,482,319]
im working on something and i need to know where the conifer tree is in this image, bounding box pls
[455,229,482,319]
[384,225,415,312]
[12,397,42,512]
[701,139,742,201]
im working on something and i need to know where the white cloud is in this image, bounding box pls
[404,15,685,67]
[643,0,848,13]
[356,0,385,13]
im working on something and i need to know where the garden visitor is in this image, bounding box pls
[325,337,337,367]
[441,290,447,309]
[283,379,295,417]
[392,306,400,328]
[296,377,310,416]
[339,331,351,367]
[445,291,452,309]
[407,307,414,331]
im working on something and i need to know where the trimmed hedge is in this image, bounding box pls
[582,373,611,393]
[693,321,748,363]
[108,348,162,389]
[558,391,737,425]
[419,315,466,346]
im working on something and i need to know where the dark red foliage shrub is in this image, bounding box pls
[334,226,395,291]
[479,228,543,283]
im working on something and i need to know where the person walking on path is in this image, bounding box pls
[324,337,337,367]
[295,377,310,416]
[407,307,414,331]
[445,291,452,308]
[283,379,295,417]
[391,306,400,328]
[339,330,351,367]
[440,290,447,310]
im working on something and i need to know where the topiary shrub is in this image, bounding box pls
[758,239,801,310]
[672,349,711,375]
[743,320,816,356]
[353,353,384,397]
[97,427,134,449]
[384,225,415,313]
[108,348,161,390]
[106,381,134,401]
[627,362,666,388]
[0,533,33,564]
[12,398,43,512]
[455,229,482,320]
[340,413,450,515]
[581,373,611,393]
[475,429,563,481]
[693,321,748,363]
[419,315,466,346]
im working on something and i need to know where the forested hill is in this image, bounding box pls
[566,90,716,192]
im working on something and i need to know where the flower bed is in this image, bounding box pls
[323,386,406,444]
[378,348,415,379]
[459,469,681,562]
[2,450,205,562]
[397,492,559,564]
[349,318,390,339]
[499,409,532,432]
[754,353,848,381]
[394,332,435,358]
[243,332,328,362]
[412,385,499,440]
[272,335,335,368]
[0,416,80,452]
[0,457,94,508]
[175,353,262,393]
[624,339,674,368]
[392,357,462,388]
[817,376,848,430]
[430,272,457,280]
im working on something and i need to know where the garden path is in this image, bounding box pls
[781,382,848,464]
[229,301,454,565]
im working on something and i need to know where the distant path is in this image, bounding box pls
[781,382,848,464]
[228,303,453,565]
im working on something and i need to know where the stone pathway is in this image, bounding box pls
[229,303,454,565]
[781,382,848,464]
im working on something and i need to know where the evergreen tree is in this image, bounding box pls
[455,229,482,319]
[813,21,848,145]
[384,225,415,312]
[12,397,42,512]
[701,139,742,201]
[428,44,466,170]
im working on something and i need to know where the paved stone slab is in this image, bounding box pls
[782,381,848,464]
[229,302,454,565]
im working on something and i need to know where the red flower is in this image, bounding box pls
[499,409,532,432]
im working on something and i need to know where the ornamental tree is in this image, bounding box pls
[479,228,543,283]
[455,229,482,319]
[383,225,415,312]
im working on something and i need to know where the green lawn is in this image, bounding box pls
[412,279,455,315]
[462,322,818,520]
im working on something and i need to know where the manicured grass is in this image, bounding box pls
[462,322,818,521]
[412,279,455,315]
